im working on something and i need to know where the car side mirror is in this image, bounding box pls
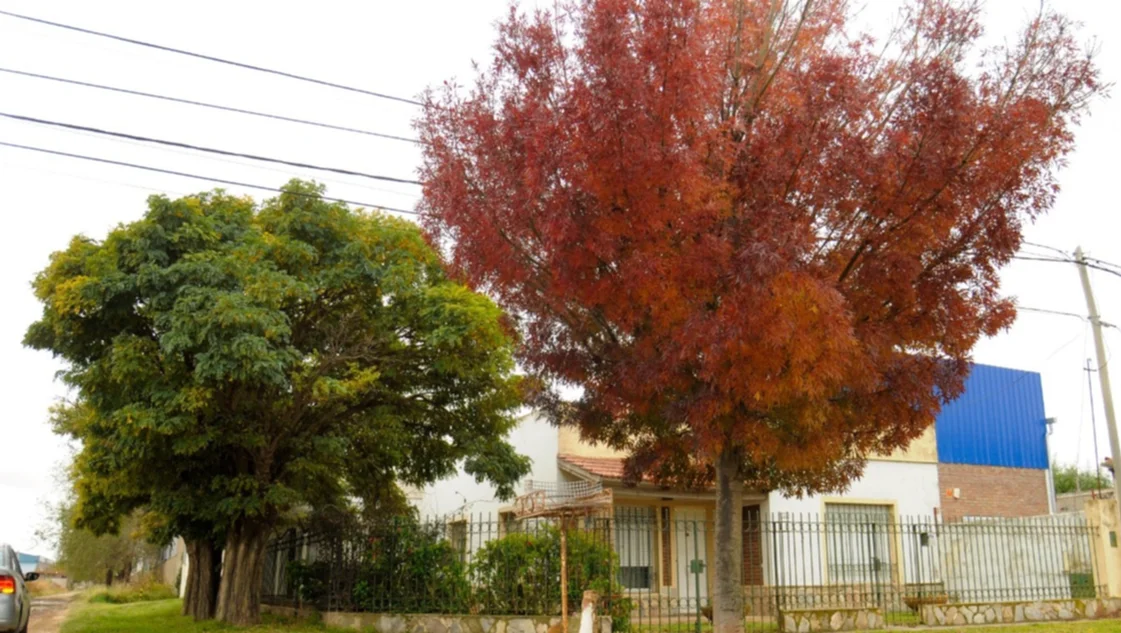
[23,573,39,582]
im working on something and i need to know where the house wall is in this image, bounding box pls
[414,411,560,518]
[874,426,938,463]
[766,460,942,519]
[763,460,942,587]
[159,538,186,588]
[935,513,1096,602]
[558,426,625,459]
[935,365,1049,470]
[937,463,1051,522]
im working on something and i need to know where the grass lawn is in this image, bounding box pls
[60,599,1121,633]
[61,599,349,633]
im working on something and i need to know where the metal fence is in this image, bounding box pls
[261,510,1103,632]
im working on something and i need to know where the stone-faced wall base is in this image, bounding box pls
[260,606,612,633]
[920,599,1121,626]
[779,608,884,632]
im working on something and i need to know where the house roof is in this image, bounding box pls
[558,454,627,481]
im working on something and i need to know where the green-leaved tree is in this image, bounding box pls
[27,181,531,624]
[1053,463,1111,495]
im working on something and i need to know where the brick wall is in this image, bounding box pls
[938,463,1050,522]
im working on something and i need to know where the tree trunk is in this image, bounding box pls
[104,568,113,588]
[215,519,272,625]
[713,448,745,633]
[183,538,222,620]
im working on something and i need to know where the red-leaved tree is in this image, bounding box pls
[418,2,1101,630]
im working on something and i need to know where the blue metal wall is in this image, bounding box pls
[935,363,1049,469]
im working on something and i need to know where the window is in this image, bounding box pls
[615,506,657,590]
[448,520,468,562]
[660,507,672,586]
[824,503,896,584]
[498,511,520,537]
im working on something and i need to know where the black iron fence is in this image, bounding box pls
[261,510,1103,632]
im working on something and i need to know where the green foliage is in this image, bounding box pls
[471,524,631,631]
[286,561,331,606]
[48,501,160,584]
[88,581,178,604]
[291,519,471,613]
[28,180,531,616]
[352,521,471,613]
[1053,464,1111,495]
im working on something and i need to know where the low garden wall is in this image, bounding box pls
[919,598,1121,626]
[779,608,883,632]
[261,606,612,633]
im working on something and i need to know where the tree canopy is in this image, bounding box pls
[1053,463,1111,495]
[27,180,530,624]
[418,1,1101,631]
[40,500,159,585]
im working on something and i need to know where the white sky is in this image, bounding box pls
[0,0,1117,555]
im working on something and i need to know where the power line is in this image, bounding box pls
[1017,306,1117,330]
[1018,241,1121,276]
[35,112,421,201]
[1022,241,1070,257]
[1087,257,1121,273]
[1018,306,1087,321]
[1012,255,1121,281]
[0,140,419,216]
[0,111,421,185]
[0,8,423,106]
[0,67,421,144]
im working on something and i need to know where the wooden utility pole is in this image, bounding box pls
[1075,246,1121,522]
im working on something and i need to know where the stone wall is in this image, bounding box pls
[260,607,612,633]
[779,608,884,632]
[920,599,1121,626]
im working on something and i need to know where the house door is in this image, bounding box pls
[675,507,709,610]
[743,505,764,585]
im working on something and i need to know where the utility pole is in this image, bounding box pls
[1075,246,1121,520]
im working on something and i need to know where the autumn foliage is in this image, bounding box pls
[418,0,1099,627]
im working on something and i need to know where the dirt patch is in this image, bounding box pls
[30,592,79,633]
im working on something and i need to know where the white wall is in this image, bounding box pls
[761,460,942,588]
[765,460,942,519]
[413,410,560,519]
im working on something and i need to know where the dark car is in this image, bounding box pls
[0,545,37,633]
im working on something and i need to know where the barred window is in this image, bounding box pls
[615,505,657,589]
[824,503,896,584]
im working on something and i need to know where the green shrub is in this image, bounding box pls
[287,560,331,606]
[470,525,632,631]
[287,520,472,613]
[351,521,472,613]
[88,580,178,604]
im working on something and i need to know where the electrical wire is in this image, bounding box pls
[1017,241,1121,276]
[1022,241,1070,257]
[1012,255,1121,281]
[20,113,422,201]
[0,67,421,144]
[0,111,421,185]
[1087,257,1121,273]
[0,140,419,216]
[1075,323,1090,474]
[0,8,423,106]
[1018,306,1087,321]
[1017,306,1118,330]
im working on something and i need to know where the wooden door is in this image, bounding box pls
[742,505,764,585]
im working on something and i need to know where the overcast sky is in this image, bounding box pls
[0,0,1117,555]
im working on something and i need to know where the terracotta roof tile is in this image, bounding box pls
[558,454,628,480]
